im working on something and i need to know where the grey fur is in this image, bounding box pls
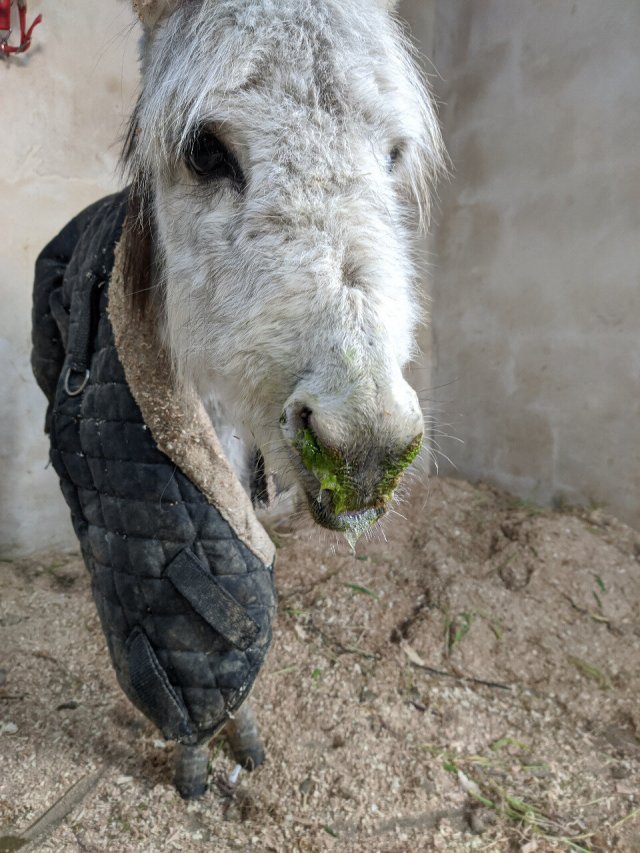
[125,0,445,531]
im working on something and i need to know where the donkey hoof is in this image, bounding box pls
[174,742,209,799]
[176,776,207,800]
[230,741,266,771]
[225,702,265,770]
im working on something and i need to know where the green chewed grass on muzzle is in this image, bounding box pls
[295,428,423,545]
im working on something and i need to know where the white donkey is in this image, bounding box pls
[120,0,443,793]
[124,0,444,541]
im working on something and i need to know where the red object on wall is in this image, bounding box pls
[0,0,12,31]
[0,0,42,55]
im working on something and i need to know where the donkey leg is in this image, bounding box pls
[174,741,210,799]
[226,702,265,770]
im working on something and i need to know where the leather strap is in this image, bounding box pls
[126,626,194,741]
[166,548,260,651]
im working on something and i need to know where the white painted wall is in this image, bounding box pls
[0,1,138,556]
[428,0,640,527]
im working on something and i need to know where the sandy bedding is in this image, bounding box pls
[1,477,639,852]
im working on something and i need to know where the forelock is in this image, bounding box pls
[124,0,444,219]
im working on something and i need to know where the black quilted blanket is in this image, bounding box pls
[31,190,276,746]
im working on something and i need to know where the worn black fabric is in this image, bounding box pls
[31,190,276,745]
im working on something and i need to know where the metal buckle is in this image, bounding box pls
[63,367,90,397]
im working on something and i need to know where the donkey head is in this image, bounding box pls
[125,0,444,539]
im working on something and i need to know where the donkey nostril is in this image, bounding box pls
[299,406,312,429]
[283,402,314,435]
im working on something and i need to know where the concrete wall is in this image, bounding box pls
[398,0,438,414]
[0,1,138,555]
[429,0,640,526]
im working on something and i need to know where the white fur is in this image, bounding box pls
[127,0,444,512]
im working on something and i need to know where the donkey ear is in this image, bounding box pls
[132,0,180,29]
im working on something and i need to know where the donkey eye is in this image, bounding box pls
[186,127,244,188]
[387,145,402,173]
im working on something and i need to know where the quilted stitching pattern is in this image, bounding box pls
[32,191,276,744]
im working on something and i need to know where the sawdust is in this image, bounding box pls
[1,477,639,852]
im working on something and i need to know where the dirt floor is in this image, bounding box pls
[1,477,640,852]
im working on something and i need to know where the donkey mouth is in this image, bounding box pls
[306,491,385,534]
[284,421,421,543]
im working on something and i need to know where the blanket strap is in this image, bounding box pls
[166,549,260,650]
[126,626,194,741]
[64,270,100,396]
